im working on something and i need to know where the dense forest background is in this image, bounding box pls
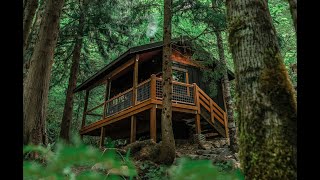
[27,0,296,144]
[23,0,297,179]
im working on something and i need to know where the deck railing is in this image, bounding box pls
[82,74,228,137]
[155,77,195,105]
[136,79,151,103]
[105,88,133,116]
[85,74,197,120]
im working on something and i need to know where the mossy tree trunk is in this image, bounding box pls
[23,0,38,53]
[60,0,87,142]
[23,0,65,145]
[226,0,297,179]
[158,0,176,165]
[215,31,238,153]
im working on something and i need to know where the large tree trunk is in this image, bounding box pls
[24,0,46,79]
[60,0,86,142]
[215,31,238,153]
[158,0,176,165]
[23,0,38,53]
[288,0,297,33]
[23,0,65,145]
[226,0,297,179]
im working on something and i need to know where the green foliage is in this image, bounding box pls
[169,158,244,180]
[24,138,245,180]
[23,136,137,180]
[139,161,169,180]
[44,0,296,151]
[269,0,297,85]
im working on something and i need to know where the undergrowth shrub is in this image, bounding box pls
[169,158,244,180]
[23,136,136,180]
[23,136,244,179]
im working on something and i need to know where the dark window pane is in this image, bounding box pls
[172,69,186,83]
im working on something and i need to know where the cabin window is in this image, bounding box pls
[172,67,187,83]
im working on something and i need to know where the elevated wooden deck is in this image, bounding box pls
[80,74,228,145]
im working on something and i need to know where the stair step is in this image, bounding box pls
[200,107,226,138]
[204,132,219,138]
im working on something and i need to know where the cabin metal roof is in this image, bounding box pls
[74,40,235,93]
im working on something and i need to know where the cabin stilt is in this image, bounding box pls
[99,126,106,148]
[195,114,201,134]
[130,116,137,143]
[150,105,156,142]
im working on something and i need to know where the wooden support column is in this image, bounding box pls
[133,54,139,104]
[130,116,137,143]
[81,90,89,128]
[150,74,156,100]
[194,84,200,113]
[194,84,201,134]
[107,81,112,100]
[193,83,197,106]
[186,72,190,96]
[99,126,106,148]
[103,79,109,119]
[150,105,156,141]
[129,55,139,144]
[195,114,201,134]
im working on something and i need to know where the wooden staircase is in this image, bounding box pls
[195,85,229,138]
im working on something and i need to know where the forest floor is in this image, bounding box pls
[71,138,240,179]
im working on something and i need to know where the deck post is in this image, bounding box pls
[99,126,106,148]
[193,83,197,106]
[150,105,156,142]
[186,72,190,96]
[195,114,201,134]
[129,55,139,144]
[81,90,90,128]
[103,79,109,119]
[130,116,137,143]
[107,81,112,100]
[150,74,156,100]
[194,84,200,113]
[133,54,139,105]
[194,84,201,134]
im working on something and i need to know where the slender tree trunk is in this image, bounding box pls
[23,0,65,145]
[288,0,297,33]
[60,0,86,142]
[226,0,297,179]
[215,31,238,153]
[23,0,38,53]
[158,0,175,165]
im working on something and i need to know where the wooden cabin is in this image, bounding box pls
[74,40,234,147]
